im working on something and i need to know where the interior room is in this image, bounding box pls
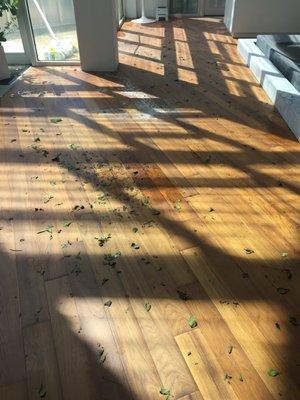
[0,1,299,399]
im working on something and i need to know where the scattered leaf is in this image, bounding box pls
[68,143,77,150]
[174,199,181,211]
[267,368,279,377]
[63,222,72,228]
[152,210,160,215]
[73,204,85,211]
[160,387,172,399]
[277,287,289,295]
[104,300,112,307]
[132,227,138,233]
[282,268,292,280]
[44,195,54,204]
[101,278,109,286]
[188,315,197,329]
[38,383,47,398]
[142,196,149,206]
[103,251,121,267]
[144,302,151,312]
[95,234,111,247]
[50,117,62,123]
[228,345,233,354]
[282,252,288,258]
[97,344,107,364]
[37,225,54,234]
[244,248,254,254]
[224,373,232,382]
[52,153,61,162]
[131,242,140,250]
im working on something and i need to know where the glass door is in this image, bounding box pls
[25,0,79,63]
[204,0,225,15]
[170,0,200,15]
[0,1,31,64]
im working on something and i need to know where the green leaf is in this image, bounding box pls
[63,222,72,227]
[37,225,54,234]
[73,204,84,211]
[132,227,138,233]
[267,368,279,377]
[244,248,254,254]
[174,199,181,211]
[50,117,62,123]
[104,300,112,307]
[142,196,149,206]
[144,302,151,312]
[44,195,54,204]
[38,383,47,398]
[224,373,232,381]
[68,143,77,150]
[95,234,111,247]
[281,252,288,258]
[160,387,170,396]
[103,251,121,267]
[97,344,107,364]
[277,287,289,295]
[188,315,197,329]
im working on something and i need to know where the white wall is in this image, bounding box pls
[225,0,300,37]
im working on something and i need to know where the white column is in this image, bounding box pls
[73,0,118,72]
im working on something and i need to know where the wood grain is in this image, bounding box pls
[0,17,299,400]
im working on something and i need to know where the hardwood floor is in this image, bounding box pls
[0,17,299,400]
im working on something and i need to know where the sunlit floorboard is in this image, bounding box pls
[0,18,299,400]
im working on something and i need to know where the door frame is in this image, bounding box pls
[5,0,32,65]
